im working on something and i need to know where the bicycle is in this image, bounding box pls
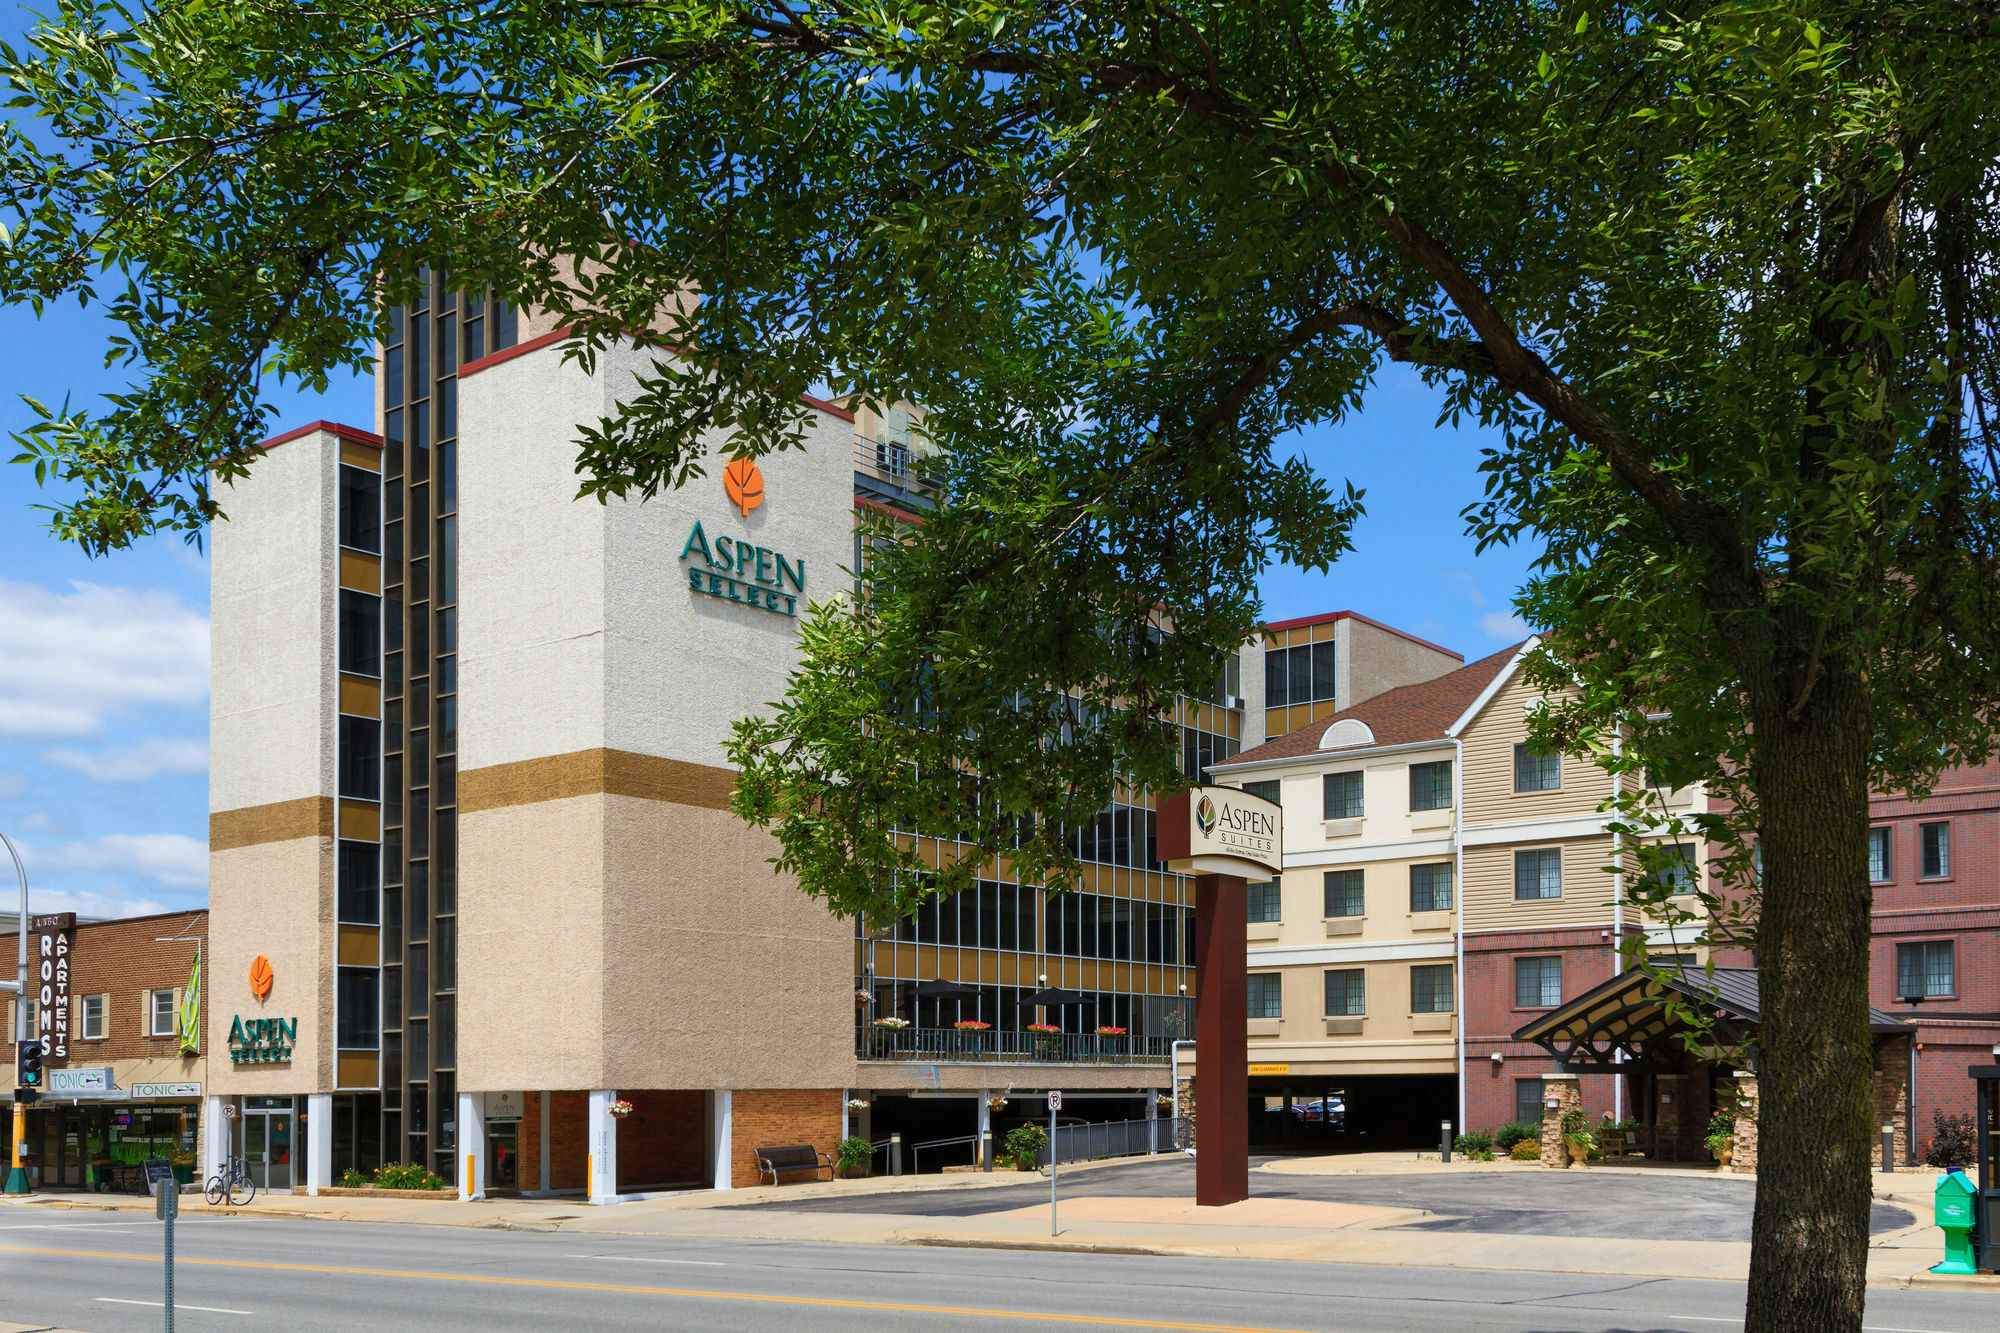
[204,1154,257,1206]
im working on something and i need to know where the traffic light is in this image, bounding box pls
[14,1040,41,1092]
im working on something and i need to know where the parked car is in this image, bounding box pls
[1290,1097,1347,1126]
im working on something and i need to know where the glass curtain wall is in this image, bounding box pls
[377,270,515,1179]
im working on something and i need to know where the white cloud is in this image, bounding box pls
[1481,612,1532,641]
[46,736,208,783]
[32,832,207,889]
[0,771,27,800]
[30,886,177,920]
[0,577,208,738]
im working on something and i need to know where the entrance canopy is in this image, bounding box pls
[1513,964,1910,1074]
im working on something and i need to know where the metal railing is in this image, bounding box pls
[854,434,939,493]
[1039,1116,1188,1168]
[858,1026,1170,1065]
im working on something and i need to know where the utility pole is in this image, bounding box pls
[4,829,30,1195]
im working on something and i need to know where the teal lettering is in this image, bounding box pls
[713,535,734,570]
[280,1017,298,1043]
[688,569,703,593]
[228,1015,245,1044]
[679,521,712,565]
[755,546,775,585]
[774,553,802,592]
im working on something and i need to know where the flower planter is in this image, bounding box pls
[1564,1135,1593,1168]
[1714,1138,1735,1170]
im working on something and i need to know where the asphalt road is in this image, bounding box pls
[0,1214,1988,1333]
[724,1155,1915,1242]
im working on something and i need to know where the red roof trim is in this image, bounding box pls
[459,326,576,378]
[803,393,856,423]
[1261,608,1462,661]
[257,420,382,451]
[855,494,926,525]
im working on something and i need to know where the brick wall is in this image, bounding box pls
[1463,924,1621,1136]
[3,910,208,1067]
[618,1090,707,1189]
[731,1088,842,1188]
[517,1091,590,1191]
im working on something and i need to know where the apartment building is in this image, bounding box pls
[2,911,207,1191]
[205,269,1464,1197]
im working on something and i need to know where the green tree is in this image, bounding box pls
[3,5,1997,1327]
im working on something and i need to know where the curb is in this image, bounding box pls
[903,1236,1180,1258]
[1899,1271,2000,1293]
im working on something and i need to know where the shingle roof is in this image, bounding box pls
[1220,641,1526,768]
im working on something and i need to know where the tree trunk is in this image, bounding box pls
[1743,658,1875,1332]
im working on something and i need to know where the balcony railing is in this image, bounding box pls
[854,434,940,494]
[859,1026,1170,1065]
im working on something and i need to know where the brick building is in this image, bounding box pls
[3,910,209,1190]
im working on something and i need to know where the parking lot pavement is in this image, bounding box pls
[723,1154,1915,1243]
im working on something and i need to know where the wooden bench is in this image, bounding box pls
[754,1144,834,1186]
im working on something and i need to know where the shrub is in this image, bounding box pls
[336,1168,368,1189]
[1493,1121,1538,1152]
[1510,1138,1542,1161]
[1924,1110,1975,1171]
[1003,1124,1048,1169]
[1452,1130,1494,1157]
[373,1162,448,1191]
[835,1135,873,1175]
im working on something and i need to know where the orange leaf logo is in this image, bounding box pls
[249,955,274,1000]
[723,457,765,516]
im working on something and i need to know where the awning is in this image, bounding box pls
[913,979,982,999]
[1019,988,1088,1009]
[1512,964,1910,1074]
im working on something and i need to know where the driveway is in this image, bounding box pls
[723,1154,1914,1243]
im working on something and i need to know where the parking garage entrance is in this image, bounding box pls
[1248,1074,1456,1152]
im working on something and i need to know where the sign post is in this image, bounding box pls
[1047,1090,1061,1236]
[147,1158,177,1331]
[1158,785,1283,1208]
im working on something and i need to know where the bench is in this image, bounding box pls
[754,1144,834,1186]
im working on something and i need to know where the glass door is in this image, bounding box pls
[267,1113,292,1191]
[244,1112,269,1189]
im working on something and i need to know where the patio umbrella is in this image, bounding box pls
[1019,988,1088,1009]
[914,978,982,999]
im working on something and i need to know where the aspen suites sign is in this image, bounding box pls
[679,520,805,618]
[1156,785,1283,878]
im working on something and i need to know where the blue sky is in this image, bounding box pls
[0,299,1534,921]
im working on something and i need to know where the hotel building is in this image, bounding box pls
[204,271,1462,1196]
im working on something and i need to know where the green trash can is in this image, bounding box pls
[1933,1168,1978,1275]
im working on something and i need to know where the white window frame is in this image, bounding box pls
[81,993,108,1041]
[1868,826,1892,883]
[148,988,178,1037]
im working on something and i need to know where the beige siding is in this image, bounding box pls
[1462,835,1618,932]
[1459,673,1611,824]
[1238,958,1456,1077]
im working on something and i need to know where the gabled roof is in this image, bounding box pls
[1218,642,1526,769]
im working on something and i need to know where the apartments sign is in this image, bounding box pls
[1157,786,1282,879]
[32,913,75,1067]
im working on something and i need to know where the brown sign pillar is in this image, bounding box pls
[1194,872,1249,1206]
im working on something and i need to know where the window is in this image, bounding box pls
[1868,827,1892,883]
[1410,862,1454,913]
[338,716,381,799]
[1515,956,1563,1008]
[1411,964,1454,1013]
[339,589,382,677]
[1656,844,1696,896]
[149,989,178,1037]
[337,967,381,1049]
[1514,1078,1546,1126]
[1247,973,1283,1020]
[1409,760,1453,811]
[1212,652,1242,706]
[1323,770,1364,820]
[1241,779,1280,807]
[1324,968,1365,1017]
[1920,822,1951,879]
[338,464,382,553]
[1514,847,1563,900]
[81,993,107,1040]
[1324,869,1365,918]
[1896,940,1954,999]
[1514,744,1561,792]
[1265,641,1337,708]
[338,839,381,925]
[1246,880,1282,923]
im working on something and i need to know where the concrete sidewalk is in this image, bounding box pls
[3,1152,1983,1292]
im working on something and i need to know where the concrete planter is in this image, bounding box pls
[312,1185,458,1199]
[1564,1136,1594,1168]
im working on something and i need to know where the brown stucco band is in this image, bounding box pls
[209,796,335,851]
[460,748,737,814]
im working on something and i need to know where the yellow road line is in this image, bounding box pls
[0,1245,1313,1331]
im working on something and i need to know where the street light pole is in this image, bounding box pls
[4,829,30,1195]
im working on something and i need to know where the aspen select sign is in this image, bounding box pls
[1157,786,1283,879]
